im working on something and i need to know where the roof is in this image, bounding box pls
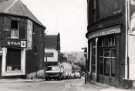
[45,34,60,50]
[0,0,45,28]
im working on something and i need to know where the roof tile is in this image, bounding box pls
[0,0,44,27]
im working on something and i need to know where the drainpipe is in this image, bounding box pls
[95,38,98,81]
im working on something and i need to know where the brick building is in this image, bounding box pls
[0,0,45,77]
[86,0,135,88]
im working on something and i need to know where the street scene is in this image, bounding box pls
[0,0,135,91]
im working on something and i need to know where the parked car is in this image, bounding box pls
[45,65,63,80]
[70,72,75,79]
[74,72,81,78]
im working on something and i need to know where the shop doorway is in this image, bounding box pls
[97,35,117,84]
[6,48,21,72]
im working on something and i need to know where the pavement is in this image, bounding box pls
[0,78,134,91]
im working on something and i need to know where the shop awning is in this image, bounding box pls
[88,26,121,39]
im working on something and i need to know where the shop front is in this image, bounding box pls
[88,26,121,85]
[1,40,26,76]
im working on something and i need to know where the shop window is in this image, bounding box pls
[99,58,104,75]
[98,35,117,77]
[111,59,116,76]
[6,48,21,72]
[11,20,19,39]
[104,49,111,57]
[104,59,110,76]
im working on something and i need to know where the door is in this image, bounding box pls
[6,48,21,72]
[97,35,117,84]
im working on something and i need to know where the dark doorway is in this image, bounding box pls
[97,35,117,83]
[6,48,21,72]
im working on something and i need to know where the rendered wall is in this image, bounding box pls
[44,49,58,62]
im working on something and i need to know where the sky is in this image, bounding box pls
[22,0,87,52]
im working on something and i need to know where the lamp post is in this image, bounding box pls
[44,53,48,80]
[82,47,87,84]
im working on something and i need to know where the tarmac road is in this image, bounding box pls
[0,78,132,91]
[0,79,86,91]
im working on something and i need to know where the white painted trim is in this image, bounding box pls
[125,0,129,80]
[1,48,7,76]
[21,49,26,75]
[95,38,98,81]
[1,48,26,76]
[88,26,121,39]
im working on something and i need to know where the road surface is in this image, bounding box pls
[0,79,132,91]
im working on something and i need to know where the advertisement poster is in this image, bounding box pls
[27,20,33,49]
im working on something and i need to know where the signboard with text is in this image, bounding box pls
[5,40,26,48]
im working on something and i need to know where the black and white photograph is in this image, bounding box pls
[0,0,134,91]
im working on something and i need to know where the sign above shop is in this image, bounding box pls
[7,40,26,48]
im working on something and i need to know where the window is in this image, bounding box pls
[111,59,116,76]
[88,0,97,25]
[45,52,54,57]
[11,20,19,39]
[99,57,104,74]
[104,58,110,76]
[11,20,18,29]
[98,35,117,77]
[6,48,21,72]
[93,0,97,22]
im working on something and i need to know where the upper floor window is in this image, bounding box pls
[11,20,18,29]
[88,0,97,25]
[11,20,19,39]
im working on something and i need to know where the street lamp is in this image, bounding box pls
[82,47,87,84]
[44,53,48,80]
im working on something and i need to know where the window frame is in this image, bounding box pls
[10,20,19,39]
